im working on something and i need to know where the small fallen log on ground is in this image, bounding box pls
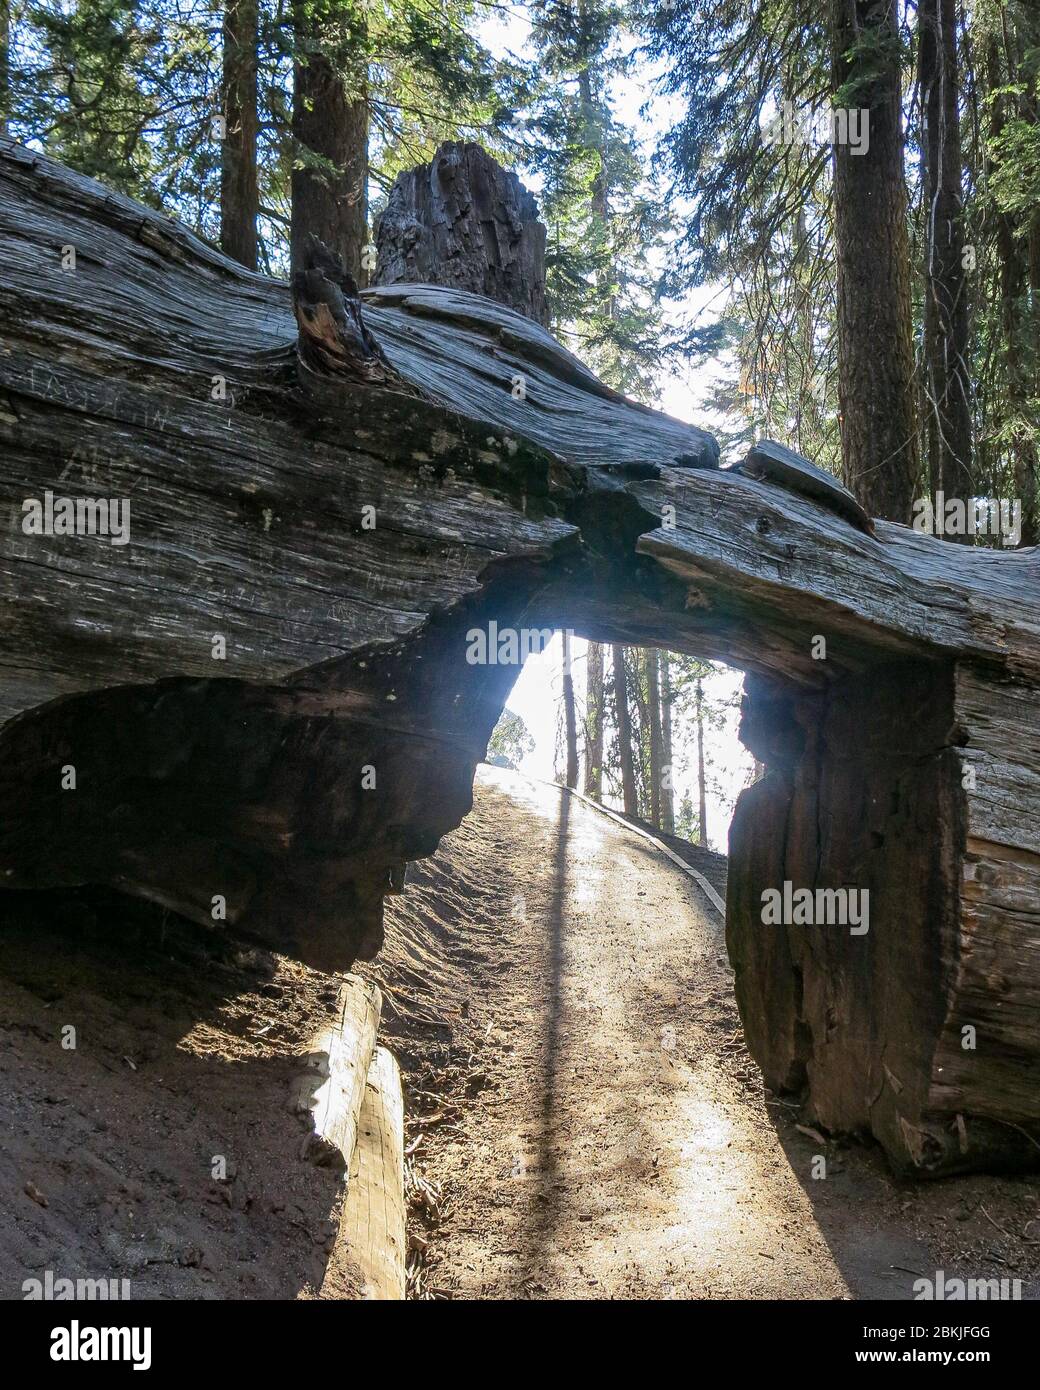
[337,1047,406,1300]
[292,975,382,1170]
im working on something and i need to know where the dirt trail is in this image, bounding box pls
[1,766,1035,1301]
[405,767,1040,1301]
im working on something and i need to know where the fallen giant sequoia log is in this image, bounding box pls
[1,139,1038,1177]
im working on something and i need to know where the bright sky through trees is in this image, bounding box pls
[503,634,751,852]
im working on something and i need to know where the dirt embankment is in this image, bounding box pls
[0,890,362,1300]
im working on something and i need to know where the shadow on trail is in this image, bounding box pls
[520,790,570,1286]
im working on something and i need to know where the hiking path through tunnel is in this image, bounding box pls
[4,139,1040,1178]
[407,767,1040,1300]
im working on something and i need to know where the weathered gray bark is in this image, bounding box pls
[695,677,707,848]
[647,649,663,827]
[1,139,1039,1176]
[374,143,548,327]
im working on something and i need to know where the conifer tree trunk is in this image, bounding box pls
[220,0,260,271]
[987,30,1039,546]
[660,653,674,833]
[919,0,972,507]
[584,640,604,800]
[831,0,918,521]
[0,0,10,138]
[561,629,579,789]
[695,677,708,847]
[374,143,547,325]
[612,645,637,816]
[630,649,651,816]
[647,649,663,828]
[291,0,368,280]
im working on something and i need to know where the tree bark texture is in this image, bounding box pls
[831,0,919,521]
[695,677,708,848]
[374,142,548,327]
[919,0,973,504]
[290,0,368,280]
[647,648,663,828]
[612,646,638,817]
[660,652,674,833]
[220,0,260,271]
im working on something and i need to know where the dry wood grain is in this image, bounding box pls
[337,1046,406,1300]
[293,975,382,1169]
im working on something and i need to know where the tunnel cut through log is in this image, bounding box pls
[1,139,1038,1177]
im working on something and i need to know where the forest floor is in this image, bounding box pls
[1,764,1037,1301]
[0,891,364,1300]
[386,766,1040,1301]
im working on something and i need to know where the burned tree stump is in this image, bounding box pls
[0,138,1038,1176]
[373,142,549,327]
